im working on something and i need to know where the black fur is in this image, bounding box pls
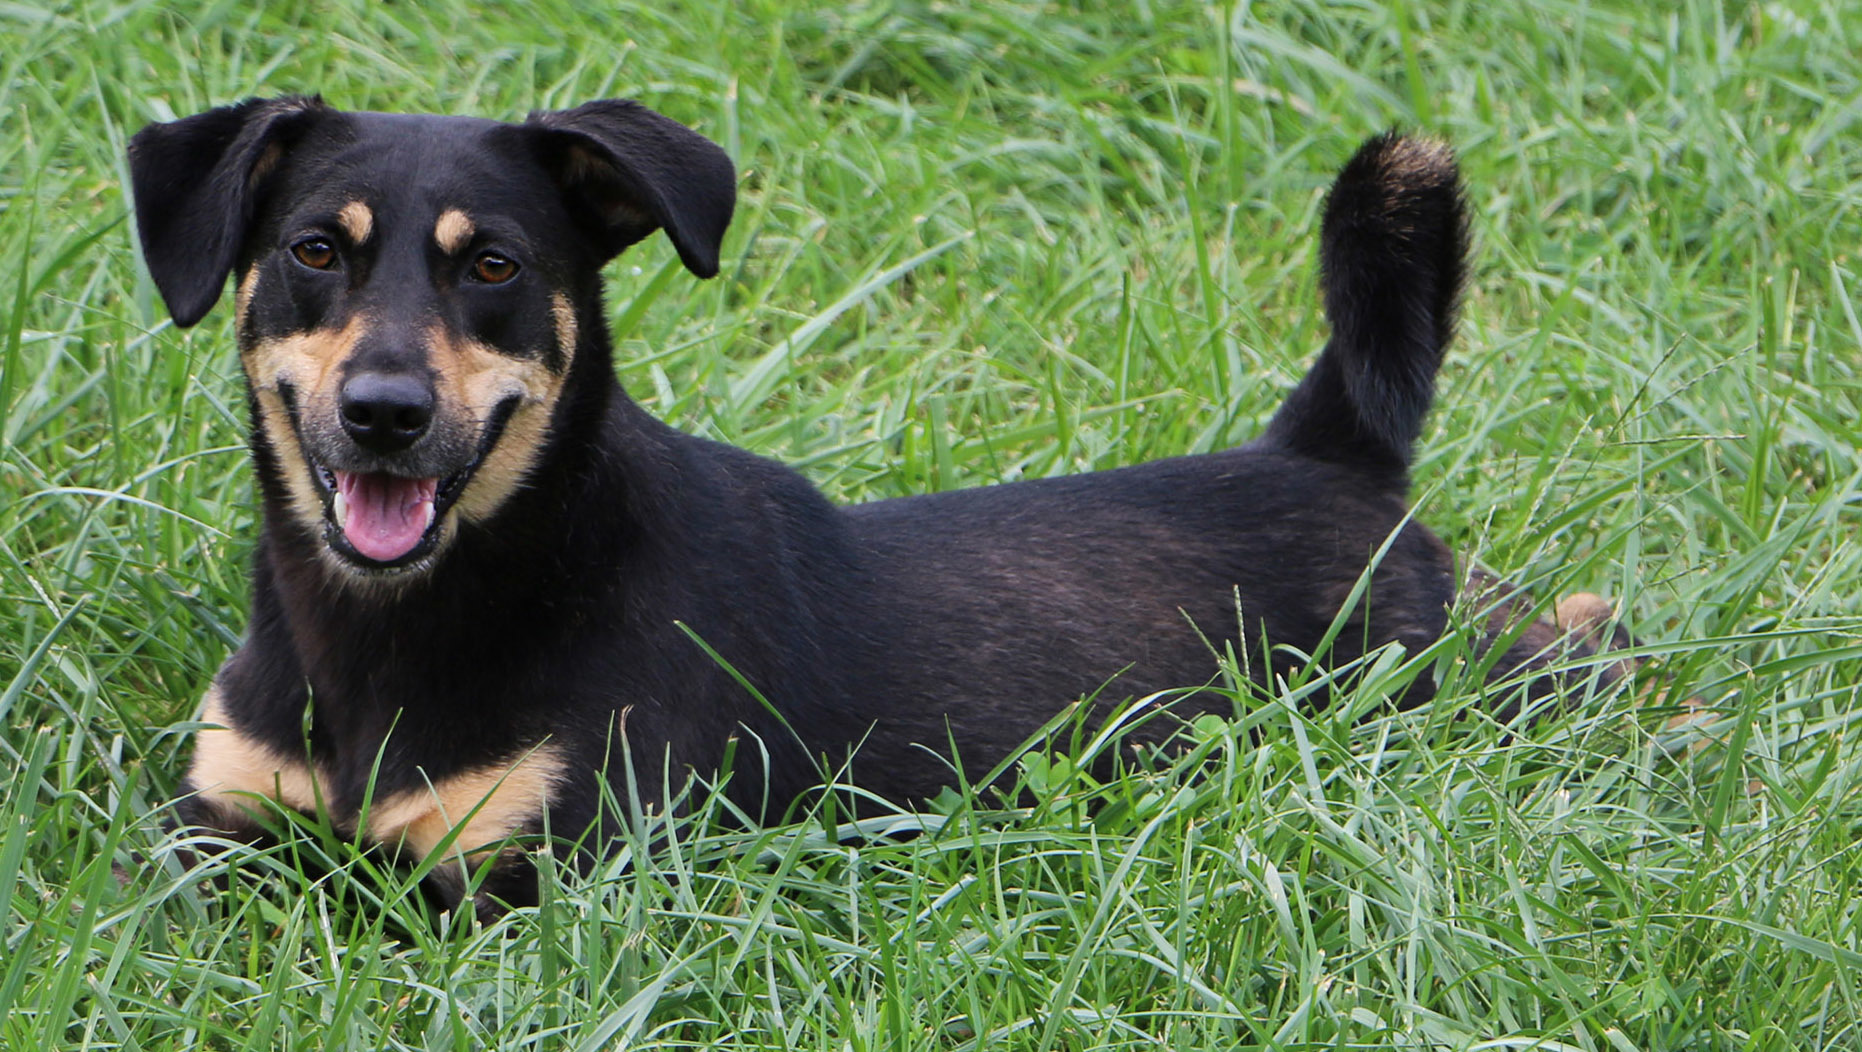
[128,100,1619,916]
[523,99,737,275]
[1265,133,1466,471]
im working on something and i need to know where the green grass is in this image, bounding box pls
[5,0,1862,1047]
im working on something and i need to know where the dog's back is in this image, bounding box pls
[733,135,1475,799]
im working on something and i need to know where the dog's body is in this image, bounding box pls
[130,98,1616,915]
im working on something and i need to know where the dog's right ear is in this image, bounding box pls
[128,95,328,327]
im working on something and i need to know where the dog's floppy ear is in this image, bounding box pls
[520,100,735,277]
[127,95,328,327]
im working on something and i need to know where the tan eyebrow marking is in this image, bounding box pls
[338,201,374,244]
[434,209,475,254]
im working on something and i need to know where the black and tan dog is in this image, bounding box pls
[129,97,1624,915]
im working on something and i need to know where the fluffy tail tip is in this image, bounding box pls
[1320,131,1467,358]
[1259,131,1468,470]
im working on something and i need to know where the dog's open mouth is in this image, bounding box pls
[311,464,460,569]
[298,394,522,572]
[330,470,440,563]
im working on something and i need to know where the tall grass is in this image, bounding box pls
[4,0,1862,1047]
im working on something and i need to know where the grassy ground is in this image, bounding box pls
[5,0,1862,1047]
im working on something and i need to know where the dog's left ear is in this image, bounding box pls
[128,95,329,327]
[519,100,735,277]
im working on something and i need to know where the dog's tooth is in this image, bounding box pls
[422,501,436,531]
[333,490,348,527]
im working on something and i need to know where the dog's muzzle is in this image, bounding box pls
[282,382,522,571]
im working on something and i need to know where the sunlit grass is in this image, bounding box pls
[4,0,1862,1048]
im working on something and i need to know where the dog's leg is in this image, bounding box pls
[1461,569,1638,720]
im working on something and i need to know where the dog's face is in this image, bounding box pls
[236,113,579,571]
[235,111,611,574]
[129,97,735,578]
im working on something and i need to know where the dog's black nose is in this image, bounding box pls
[339,372,434,453]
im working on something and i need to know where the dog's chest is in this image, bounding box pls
[189,655,568,867]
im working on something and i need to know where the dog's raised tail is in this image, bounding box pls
[1264,132,1467,473]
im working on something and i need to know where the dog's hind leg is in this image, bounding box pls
[1460,569,1639,720]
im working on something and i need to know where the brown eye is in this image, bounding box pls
[291,237,337,270]
[472,253,518,284]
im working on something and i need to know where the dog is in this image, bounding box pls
[129,97,1626,917]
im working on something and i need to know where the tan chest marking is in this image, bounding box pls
[189,685,328,817]
[193,684,565,861]
[366,744,567,862]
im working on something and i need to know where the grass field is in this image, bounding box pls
[6,0,1862,1047]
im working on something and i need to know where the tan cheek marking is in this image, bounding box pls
[235,266,260,331]
[428,324,569,523]
[366,744,565,861]
[243,315,367,399]
[338,201,374,245]
[244,317,368,534]
[189,684,326,816]
[434,209,475,254]
[551,292,578,365]
[253,390,328,535]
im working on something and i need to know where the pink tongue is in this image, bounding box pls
[335,471,438,563]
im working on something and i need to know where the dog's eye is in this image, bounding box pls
[472,253,519,284]
[291,238,338,271]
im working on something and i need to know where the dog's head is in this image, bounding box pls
[128,96,734,577]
